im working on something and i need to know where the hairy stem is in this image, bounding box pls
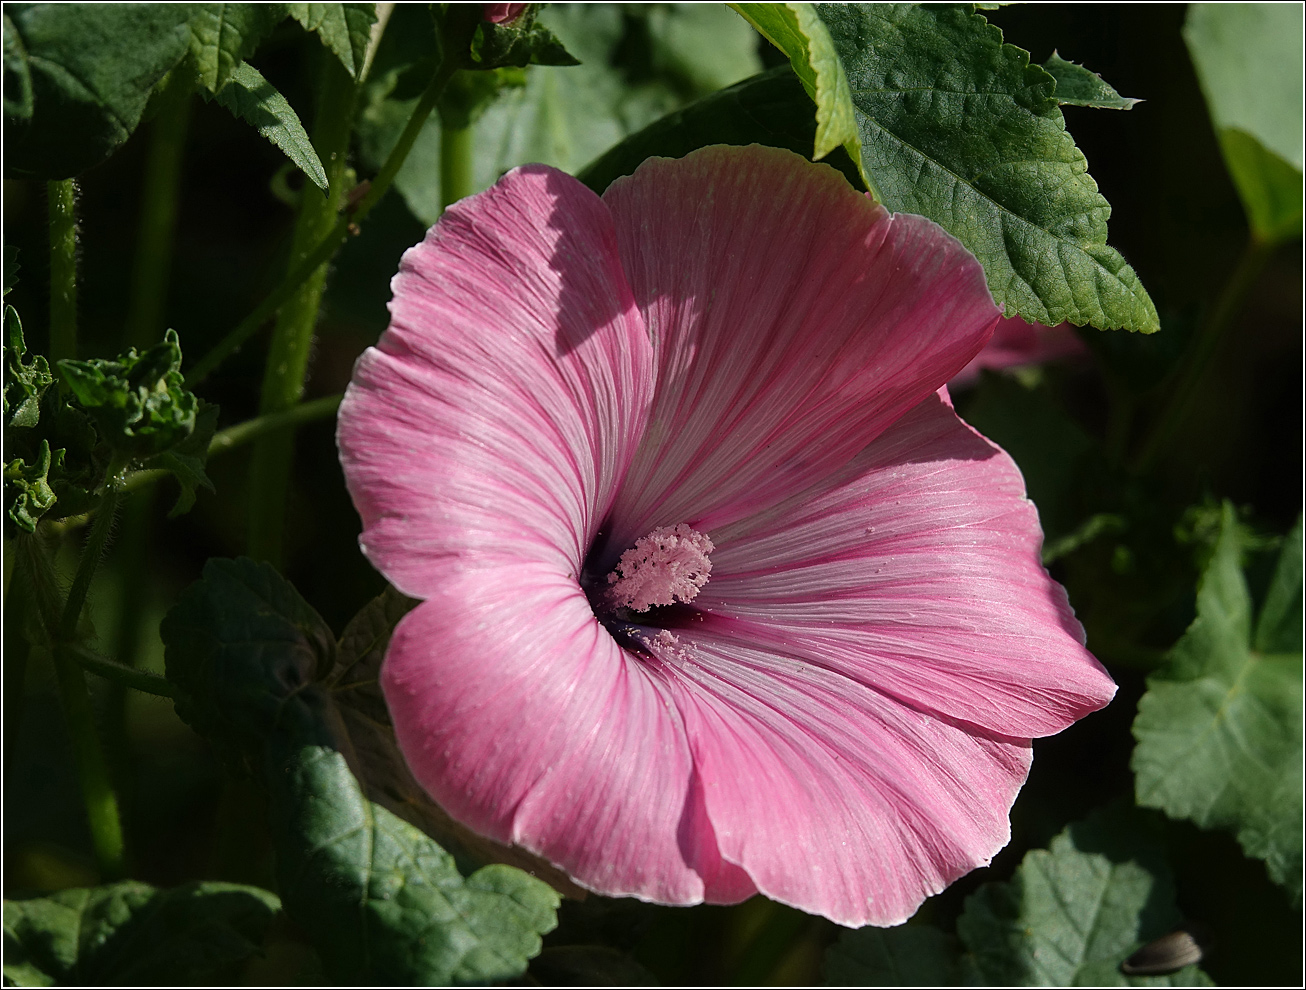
[440,114,475,209]
[246,54,359,566]
[125,72,192,349]
[1133,235,1276,473]
[47,179,78,364]
[184,58,459,388]
[64,643,176,699]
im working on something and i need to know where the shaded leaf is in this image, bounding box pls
[4,438,55,533]
[212,60,328,190]
[57,329,197,461]
[3,881,280,986]
[3,4,191,178]
[816,2,1158,332]
[288,2,376,79]
[577,65,861,194]
[1132,503,1303,899]
[957,805,1213,986]
[1184,3,1304,243]
[824,924,961,986]
[187,3,288,94]
[731,2,857,158]
[145,400,218,518]
[3,305,51,430]
[1043,52,1139,109]
[161,559,561,984]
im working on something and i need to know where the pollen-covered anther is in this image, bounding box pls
[606,523,715,611]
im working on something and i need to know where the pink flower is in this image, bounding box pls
[949,314,1090,389]
[482,3,527,24]
[337,145,1116,927]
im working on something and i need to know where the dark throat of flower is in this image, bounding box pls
[581,522,715,654]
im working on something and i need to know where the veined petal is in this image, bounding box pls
[599,145,1000,560]
[382,563,753,905]
[642,627,1032,927]
[337,165,654,596]
[698,391,1116,738]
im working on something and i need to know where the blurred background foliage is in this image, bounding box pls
[2,4,1300,985]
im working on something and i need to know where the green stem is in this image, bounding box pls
[60,476,122,641]
[47,179,78,364]
[440,113,474,209]
[125,72,191,348]
[184,57,460,388]
[64,643,176,699]
[1132,235,1276,473]
[16,526,126,879]
[246,55,360,566]
[118,394,344,495]
[51,643,127,877]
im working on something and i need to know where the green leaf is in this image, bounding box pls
[3,880,281,986]
[145,400,218,518]
[731,2,857,159]
[358,3,761,223]
[4,438,55,533]
[3,4,192,178]
[212,60,328,191]
[161,559,561,984]
[815,2,1159,333]
[4,306,51,430]
[288,3,377,80]
[957,805,1213,986]
[1184,3,1304,243]
[57,329,198,461]
[577,65,862,194]
[824,924,962,986]
[1043,52,1139,109]
[187,3,288,94]
[1132,503,1303,899]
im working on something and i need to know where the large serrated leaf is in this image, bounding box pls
[213,61,328,190]
[1043,52,1139,110]
[3,4,192,178]
[957,806,1213,986]
[161,559,561,984]
[187,3,288,94]
[288,3,376,79]
[1132,504,1303,899]
[814,2,1158,333]
[3,881,280,986]
[731,2,857,159]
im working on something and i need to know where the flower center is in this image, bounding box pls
[605,523,714,612]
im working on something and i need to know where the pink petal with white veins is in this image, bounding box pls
[599,145,1001,559]
[640,627,1032,927]
[337,165,653,597]
[699,391,1116,739]
[382,562,755,905]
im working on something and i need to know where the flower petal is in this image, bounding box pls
[337,165,654,596]
[639,626,1032,927]
[382,562,754,905]
[599,145,1000,558]
[698,391,1116,738]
